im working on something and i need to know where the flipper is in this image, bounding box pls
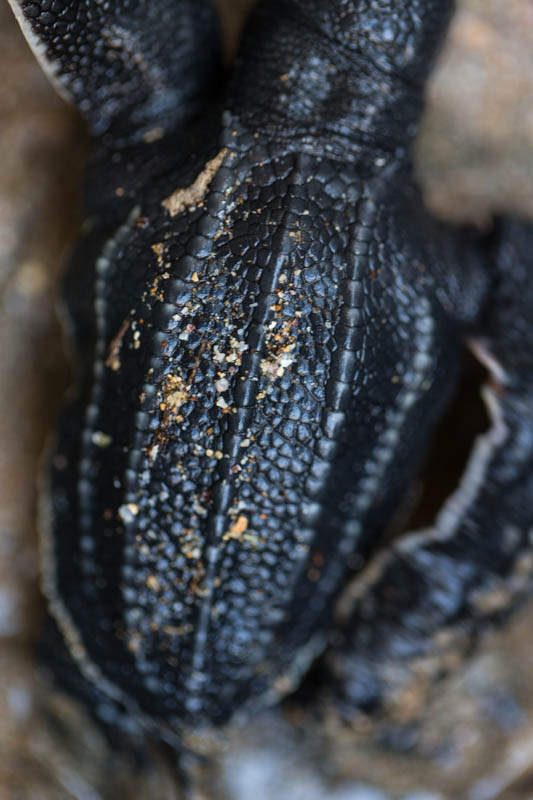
[7,0,221,145]
[323,219,533,718]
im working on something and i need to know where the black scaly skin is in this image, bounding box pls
[7,0,533,744]
[7,0,221,144]
[324,219,533,716]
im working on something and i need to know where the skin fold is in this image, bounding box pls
[6,0,533,744]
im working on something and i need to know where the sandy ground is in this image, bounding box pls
[418,0,533,224]
[1,1,533,798]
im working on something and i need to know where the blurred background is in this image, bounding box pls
[1,1,533,797]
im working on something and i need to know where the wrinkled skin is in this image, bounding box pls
[7,0,533,744]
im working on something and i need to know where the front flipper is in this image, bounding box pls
[324,219,533,717]
[7,0,221,145]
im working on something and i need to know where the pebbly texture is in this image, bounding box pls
[6,0,533,760]
[41,0,479,732]
[47,130,485,730]
[8,0,221,144]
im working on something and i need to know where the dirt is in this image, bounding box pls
[418,0,533,225]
